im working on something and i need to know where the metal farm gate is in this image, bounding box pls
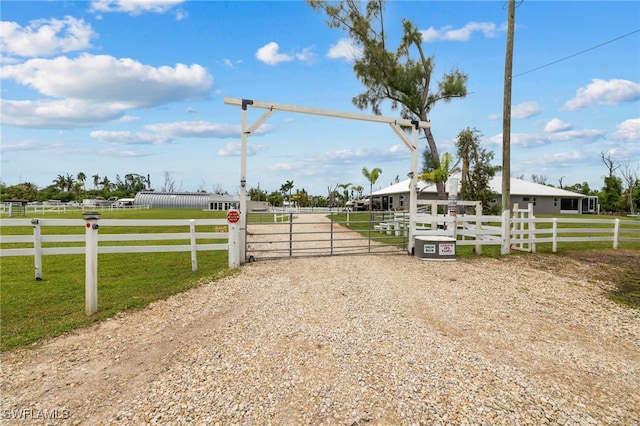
[245,211,408,261]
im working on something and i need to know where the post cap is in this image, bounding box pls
[83,212,100,220]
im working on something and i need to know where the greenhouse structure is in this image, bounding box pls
[133,191,240,210]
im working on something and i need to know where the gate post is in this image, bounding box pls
[289,212,294,257]
[227,210,240,267]
[83,212,100,316]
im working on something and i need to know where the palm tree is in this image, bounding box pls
[100,176,112,192]
[53,174,66,191]
[352,185,364,200]
[419,153,455,184]
[337,182,351,209]
[362,167,382,211]
[280,180,294,208]
[64,174,76,192]
[92,174,100,189]
[77,172,86,197]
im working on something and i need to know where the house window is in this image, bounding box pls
[389,196,394,208]
[400,195,404,208]
[554,198,558,207]
[560,198,578,210]
[522,197,530,202]
[533,197,537,206]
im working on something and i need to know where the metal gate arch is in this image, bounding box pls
[224,97,430,263]
[245,211,409,261]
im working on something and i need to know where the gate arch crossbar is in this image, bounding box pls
[224,97,430,262]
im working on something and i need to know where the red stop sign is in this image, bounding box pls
[227,210,240,223]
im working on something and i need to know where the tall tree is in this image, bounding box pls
[337,182,352,208]
[455,127,501,214]
[308,0,468,199]
[100,176,112,191]
[77,172,86,196]
[162,171,176,192]
[361,167,381,211]
[600,175,624,213]
[52,174,66,192]
[620,159,639,215]
[352,185,364,200]
[280,180,294,206]
[92,174,100,189]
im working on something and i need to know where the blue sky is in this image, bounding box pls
[1,0,639,197]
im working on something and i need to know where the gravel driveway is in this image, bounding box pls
[1,216,639,425]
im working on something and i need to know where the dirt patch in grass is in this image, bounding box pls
[514,249,640,308]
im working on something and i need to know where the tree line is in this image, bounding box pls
[0,172,151,203]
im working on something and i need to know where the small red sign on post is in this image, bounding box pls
[227,210,240,223]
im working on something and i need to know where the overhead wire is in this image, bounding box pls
[513,28,640,78]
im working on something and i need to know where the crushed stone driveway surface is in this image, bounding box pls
[1,250,639,425]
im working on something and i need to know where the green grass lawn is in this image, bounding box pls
[1,209,236,351]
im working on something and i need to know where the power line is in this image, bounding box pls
[513,29,640,78]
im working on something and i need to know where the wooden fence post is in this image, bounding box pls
[613,219,620,249]
[84,212,100,315]
[31,219,43,280]
[552,218,558,252]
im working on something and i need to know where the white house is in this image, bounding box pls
[372,175,598,215]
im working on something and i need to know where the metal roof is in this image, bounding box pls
[133,192,239,209]
[372,175,586,198]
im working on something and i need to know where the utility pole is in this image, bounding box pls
[501,0,516,255]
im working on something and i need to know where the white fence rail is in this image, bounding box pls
[410,214,639,253]
[1,218,232,259]
[1,203,151,216]
[1,217,240,314]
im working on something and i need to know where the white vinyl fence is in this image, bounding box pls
[371,202,639,254]
[1,216,240,314]
[411,211,640,254]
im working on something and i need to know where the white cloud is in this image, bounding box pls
[563,78,640,110]
[0,140,41,153]
[0,98,125,128]
[90,130,173,145]
[544,118,573,133]
[256,42,293,65]
[421,21,502,42]
[97,148,151,157]
[547,129,605,143]
[175,8,188,21]
[512,101,541,119]
[0,16,95,58]
[89,0,185,15]
[0,54,213,128]
[327,38,361,62]
[145,120,274,138]
[295,47,316,62]
[611,117,640,141]
[118,115,140,122]
[487,128,604,148]
[532,151,589,166]
[1,54,212,107]
[217,141,267,157]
